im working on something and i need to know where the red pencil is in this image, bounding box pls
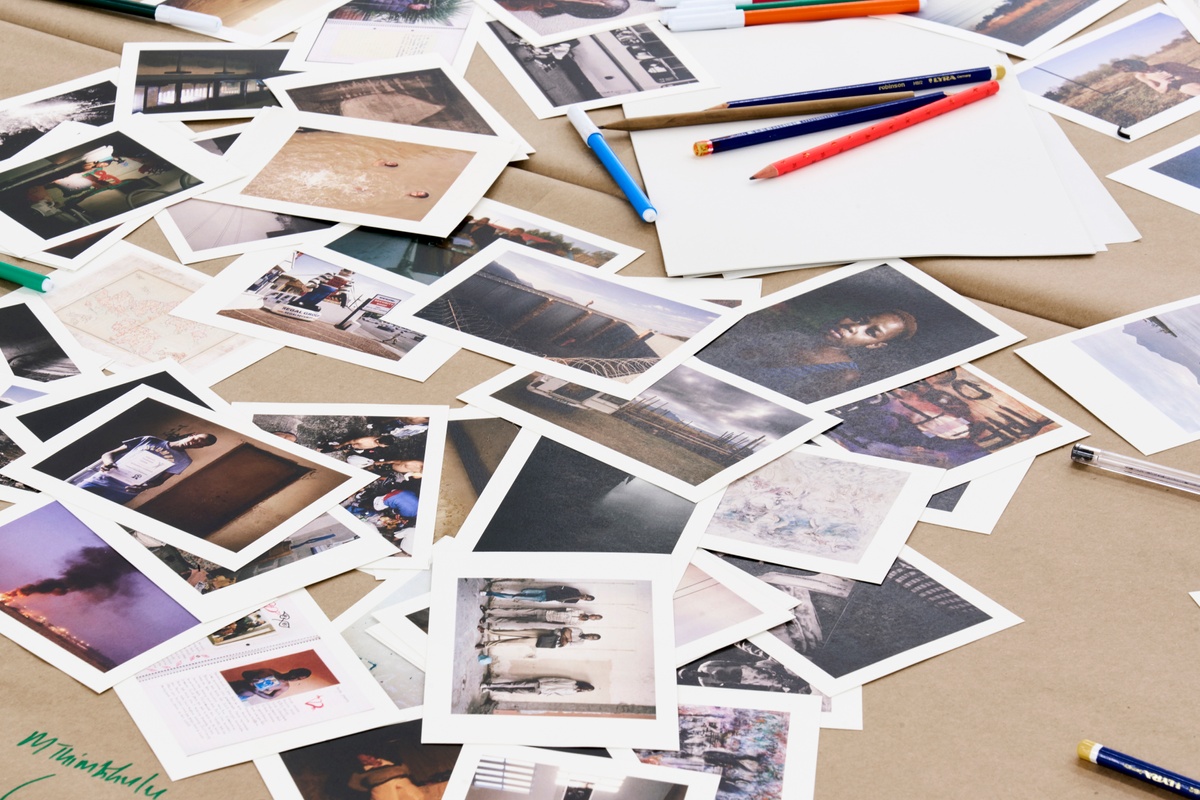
[750,79,1001,180]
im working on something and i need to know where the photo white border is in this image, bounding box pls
[1,384,376,570]
[0,68,119,169]
[478,0,664,48]
[920,458,1034,534]
[206,108,516,237]
[422,547,680,749]
[747,545,1022,696]
[0,288,107,382]
[699,444,944,583]
[1108,129,1200,216]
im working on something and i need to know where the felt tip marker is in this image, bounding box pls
[59,0,222,33]
[0,260,52,293]
[567,105,657,223]
[664,0,922,31]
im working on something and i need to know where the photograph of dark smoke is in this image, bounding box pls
[0,501,198,672]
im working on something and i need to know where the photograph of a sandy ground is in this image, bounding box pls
[282,68,498,134]
[0,500,199,675]
[466,435,696,553]
[219,252,426,362]
[916,0,1108,48]
[485,366,813,488]
[238,128,473,222]
[129,48,290,116]
[450,577,657,717]
[276,718,460,800]
[0,78,117,163]
[0,131,195,239]
[30,397,354,554]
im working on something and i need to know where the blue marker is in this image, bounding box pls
[567,105,657,223]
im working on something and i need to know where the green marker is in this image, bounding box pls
[0,260,52,293]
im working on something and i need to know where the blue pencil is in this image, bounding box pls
[714,64,1004,109]
[1078,740,1200,798]
[694,91,944,155]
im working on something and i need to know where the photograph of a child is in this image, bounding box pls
[695,262,1017,408]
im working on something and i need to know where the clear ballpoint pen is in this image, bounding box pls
[1070,444,1200,496]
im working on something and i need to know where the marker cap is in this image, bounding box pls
[664,8,743,28]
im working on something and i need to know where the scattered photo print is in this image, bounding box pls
[480,20,709,118]
[480,0,663,47]
[1015,5,1200,140]
[156,0,347,44]
[117,44,293,121]
[1109,129,1200,215]
[0,69,118,164]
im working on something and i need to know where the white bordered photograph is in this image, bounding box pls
[612,685,822,800]
[422,548,679,749]
[675,639,864,731]
[699,444,944,583]
[256,717,459,800]
[891,0,1129,59]
[0,116,239,256]
[368,590,431,670]
[674,548,799,667]
[319,194,645,283]
[441,744,721,800]
[171,247,458,382]
[0,289,104,385]
[155,123,339,265]
[207,108,515,237]
[460,361,837,502]
[332,572,432,712]
[390,240,738,400]
[121,506,395,622]
[155,0,349,45]
[12,217,140,272]
[0,359,227,452]
[479,19,712,119]
[113,589,405,780]
[114,42,293,122]
[722,548,1022,697]
[1017,294,1200,454]
[920,458,1034,534]
[1013,4,1200,140]
[0,496,244,692]
[236,401,448,565]
[282,0,485,74]
[450,428,709,577]
[693,260,1025,412]
[478,0,664,48]
[41,241,282,385]
[2,385,375,570]
[0,68,119,167]
[267,54,533,160]
[816,362,1086,490]
[1108,129,1200,215]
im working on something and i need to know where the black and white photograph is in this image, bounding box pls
[115,43,293,121]
[616,686,822,800]
[441,745,721,800]
[0,117,239,255]
[479,20,711,118]
[171,247,459,381]
[392,241,736,400]
[422,550,678,748]
[720,549,1021,696]
[2,385,375,570]
[239,401,447,564]
[0,69,119,165]
[0,291,100,385]
[479,0,663,47]
[694,260,1025,411]
[451,428,707,572]
[462,361,836,502]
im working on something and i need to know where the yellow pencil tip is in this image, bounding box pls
[1078,741,1098,761]
[995,64,1006,80]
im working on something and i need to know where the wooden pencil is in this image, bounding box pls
[598,91,915,131]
